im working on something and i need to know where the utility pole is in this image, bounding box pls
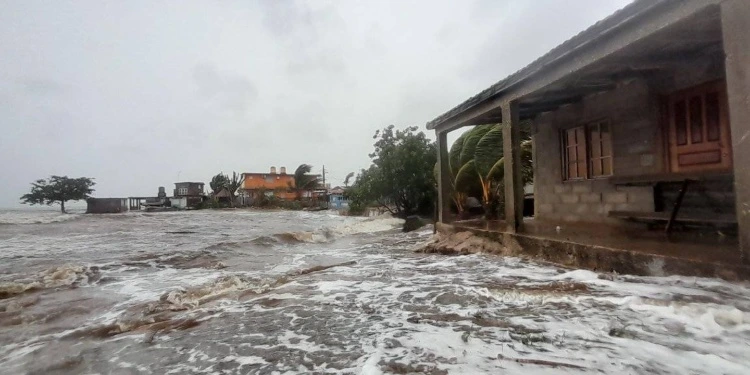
[322,165,327,208]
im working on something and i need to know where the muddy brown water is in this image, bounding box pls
[1,209,749,374]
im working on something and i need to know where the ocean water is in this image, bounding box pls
[1,209,749,374]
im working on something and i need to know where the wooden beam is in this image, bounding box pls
[502,101,524,232]
[721,0,750,264]
[437,131,452,223]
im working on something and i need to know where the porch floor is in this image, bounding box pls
[452,218,741,267]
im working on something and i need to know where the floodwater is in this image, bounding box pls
[1,209,749,374]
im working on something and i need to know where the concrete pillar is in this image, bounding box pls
[437,130,452,223]
[502,101,524,232]
[531,132,538,218]
[721,0,750,264]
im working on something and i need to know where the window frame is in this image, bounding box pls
[561,126,588,181]
[561,119,614,181]
[586,120,614,179]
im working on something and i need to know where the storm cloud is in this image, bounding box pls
[0,0,630,206]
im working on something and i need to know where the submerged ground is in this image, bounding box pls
[1,209,749,374]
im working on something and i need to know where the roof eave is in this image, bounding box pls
[425,0,670,132]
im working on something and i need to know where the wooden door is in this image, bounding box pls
[668,81,732,173]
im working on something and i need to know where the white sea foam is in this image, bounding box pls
[551,269,600,281]
[1,209,749,374]
[257,215,404,245]
[0,210,83,225]
[333,216,404,236]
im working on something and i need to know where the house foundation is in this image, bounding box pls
[426,221,749,281]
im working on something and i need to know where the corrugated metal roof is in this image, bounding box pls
[426,0,670,130]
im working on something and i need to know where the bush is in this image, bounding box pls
[347,200,366,216]
[347,125,436,217]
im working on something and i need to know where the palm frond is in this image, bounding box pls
[474,124,504,179]
[459,125,492,168]
[487,157,505,181]
[448,132,467,179]
[453,159,478,193]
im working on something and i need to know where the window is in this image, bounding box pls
[178,187,188,195]
[562,127,587,180]
[562,120,613,180]
[587,121,613,178]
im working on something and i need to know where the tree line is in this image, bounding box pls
[345,123,532,219]
[17,163,323,212]
[19,125,531,217]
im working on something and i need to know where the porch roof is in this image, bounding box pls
[426,0,723,132]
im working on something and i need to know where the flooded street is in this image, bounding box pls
[1,209,749,374]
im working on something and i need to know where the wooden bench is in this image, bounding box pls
[609,171,732,186]
[608,210,737,225]
[609,172,735,233]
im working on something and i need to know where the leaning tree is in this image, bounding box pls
[292,164,320,200]
[209,173,230,195]
[20,175,95,213]
[348,125,437,217]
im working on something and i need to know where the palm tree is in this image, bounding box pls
[293,164,319,200]
[447,123,533,218]
[226,172,242,207]
[344,172,355,188]
[210,173,230,195]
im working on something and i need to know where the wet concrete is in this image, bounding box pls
[434,219,749,281]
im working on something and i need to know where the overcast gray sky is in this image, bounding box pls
[0,0,631,207]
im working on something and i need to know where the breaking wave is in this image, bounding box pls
[0,211,83,225]
[2,209,750,374]
[0,264,101,299]
[251,216,405,245]
[63,261,358,341]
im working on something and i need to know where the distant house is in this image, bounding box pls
[171,182,205,209]
[239,167,297,203]
[238,166,326,205]
[328,186,349,210]
[213,188,233,205]
[329,186,345,195]
[86,198,129,214]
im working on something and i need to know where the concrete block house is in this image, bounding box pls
[428,0,750,274]
[86,198,129,214]
[172,182,205,209]
[328,186,349,210]
[239,167,297,203]
[239,166,325,205]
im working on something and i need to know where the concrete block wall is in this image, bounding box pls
[532,79,658,224]
[86,198,129,214]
